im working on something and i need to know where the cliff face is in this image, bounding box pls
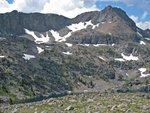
[0,6,142,36]
[0,10,71,35]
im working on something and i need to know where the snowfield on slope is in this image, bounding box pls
[67,20,99,32]
[25,29,50,44]
[25,20,100,43]
[50,30,72,42]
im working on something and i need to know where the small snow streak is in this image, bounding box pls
[121,53,138,61]
[99,56,105,61]
[140,41,146,45]
[37,47,44,54]
[62,51,72,55]
[0,56,5,58]
[23,54,35,60]
[136,28,143,37]
[145,38,150,40]
[115,58,125,62]
[139,68,150,77]
[93,44,107,47]
[65,43,73,47]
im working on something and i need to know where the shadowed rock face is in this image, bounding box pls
[143,29,150,38]
[0,10,71,35]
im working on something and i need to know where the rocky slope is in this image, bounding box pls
[0,6,150,105]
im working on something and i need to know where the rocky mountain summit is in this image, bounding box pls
[0,6,150,106]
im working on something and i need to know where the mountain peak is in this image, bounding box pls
[102,6,128,18]
[0,6,139,37]
[11,10,18,13]
[103,5,113,11]
[72,6,137,38]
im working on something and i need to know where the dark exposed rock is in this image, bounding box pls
[0,11,71,35]
[117,87,129,93]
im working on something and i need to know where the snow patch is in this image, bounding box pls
[139,68,150,77]
[93,44,107,47]
[62,51,72,55]
[112,43,115,46]
[50,30,71,42]
[67,91,72,94]
[83,90,88,93]
[51,20,100,42]
[37,47,44,54]
[145,38,150,41]
[25,20,100,43]
[0,37,6,40]
[23,54,36,60]
[109,32,112,35]
[78,44,89,46]
[67,20,93,32]
[84,44,90,46]
[68,20,100,32]
[46,46,51,48]
[98,56,105,61]
[0,56,5,58]
[65,43,73,47]
[115,58,125,62]
[25,29,50,44]
[121,53,138,61]
[78,43,113,47]
[140,41,146,45]
[92,23,100,29]
[126,73,129,76]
